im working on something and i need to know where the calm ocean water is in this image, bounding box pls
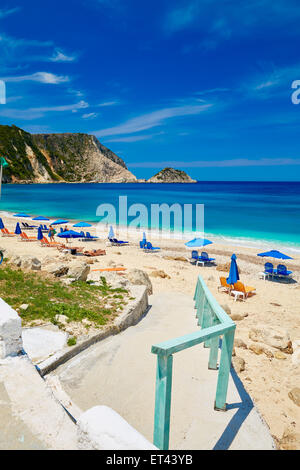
[1,182,299,250]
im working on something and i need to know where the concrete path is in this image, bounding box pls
[53,292,275,450]
[0,355,77,450]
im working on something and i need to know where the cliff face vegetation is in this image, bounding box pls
[0,125,137,183]
[147,167,196,183]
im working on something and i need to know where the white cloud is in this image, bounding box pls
[0,101,88,120]
[1,72,70,84]
[97,100,120,107]
[82,112,98,119]
[0,7,21,19]
[50,49,77,62]
[94,103,213,137]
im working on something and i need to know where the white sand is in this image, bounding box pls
[1,213,299,447]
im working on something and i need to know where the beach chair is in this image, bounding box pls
[139,241,147,249]
[144,242,160,252]
[112,238,129,246]
[197,251,216,266]
[274,264,293,278]
[190,250,199,264]
[41,236,65,248]
[20,232,36,242]
[43,225,49,231]
[231,281,256,301]
[23,222,37,230]
[86,232,99,240]
[1,228,16,237]
[218,277,232,293]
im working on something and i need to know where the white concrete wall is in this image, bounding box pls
[0,298,23,359]
[77,406,157,450]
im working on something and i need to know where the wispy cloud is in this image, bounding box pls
[0,33,53,49]
[128,158,300,169]
[50,49,78,62]
[0,101,88,120]
[0,7,21,19]
[94,103,213,137]
[97,100,120,107]
[82,112,98,119]
[104,132,164,143]
[1,71,70,84]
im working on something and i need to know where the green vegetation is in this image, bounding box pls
[67,337,77,347]
[0,265,128,327]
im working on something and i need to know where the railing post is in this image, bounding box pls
[201,299,212,348]
[214,327,235,410]
[208,317,219,370]
[153,354,173,450]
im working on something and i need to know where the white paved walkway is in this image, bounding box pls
[53,292,275,450]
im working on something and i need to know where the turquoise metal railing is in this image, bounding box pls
[151,274,236,450]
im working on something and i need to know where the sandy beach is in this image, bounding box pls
[0,213,299,449]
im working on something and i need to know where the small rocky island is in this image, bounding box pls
[147,167,196,183]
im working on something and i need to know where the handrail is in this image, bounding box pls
[151,274,236,450]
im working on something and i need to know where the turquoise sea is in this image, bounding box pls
[0,182,299,251]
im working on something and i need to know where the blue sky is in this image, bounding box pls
[0,0,300,180]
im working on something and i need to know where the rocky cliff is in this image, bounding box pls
[0,125,137,183]
[147,167,196,183]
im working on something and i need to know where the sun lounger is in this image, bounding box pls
[140,241,147,249]
[110,238,129,246]
[20,232,36,242]
[189,250,199,264]
[274,264,293,278]
[1,228,16,237]
[22,222,37,230]
[41,236,66,248]
[218,276,232,293]
[197,251,215,266]
[231,281,256,301]
[144,242,160,252]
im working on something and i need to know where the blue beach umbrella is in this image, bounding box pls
[37,226,43,241]
[52,219,69,226]
[15,222,22,235]
[73,222,92,228]
[57,230,82,239]
[227,254,240,285]
[13,213,30,218]
[32,216,50,221]
[185,238,212,248]
[108,226,114,239]
[0,217,4,229]
[257,250,293,260]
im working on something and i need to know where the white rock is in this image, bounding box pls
[20,304,29,311]
[249,325,291,351]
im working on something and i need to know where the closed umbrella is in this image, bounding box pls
[0,217,4,229]
[37,226,43,241]
[15,222,22,235]
[108,226,114,239]
[142,232,147,243]
[227,254,240,285]
[257,250,293,260]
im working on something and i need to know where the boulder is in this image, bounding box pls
[288,388,300,407]
[274,351,287,360]
[150,270,170,279]
[232,356,245,373]
[10,255,22,267]
[126,269,153,295]
[55,314,68,325]
[248,325,292,352]
[68,262,90,282]
[45,263,69,277]
[231,312,248,321]
[249,342,274,358]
